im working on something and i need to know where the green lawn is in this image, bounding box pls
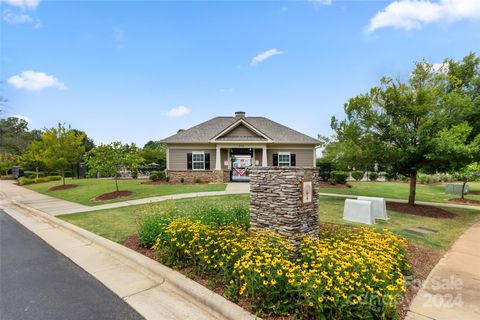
[59,194,480,249]
[25,178,227,206]
[320,181,480,204]
[59,195,250,242]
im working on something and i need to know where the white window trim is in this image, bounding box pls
[192,151,205,171]
[278,152,291,167]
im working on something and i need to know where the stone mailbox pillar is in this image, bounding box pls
[249,167,319,246]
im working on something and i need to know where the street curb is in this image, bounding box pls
[11,200,260,320]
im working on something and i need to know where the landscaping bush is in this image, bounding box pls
[369,172,379,181]
[137,202,249,247]
[194,177,201,184]
[152,220,409,319]
[331,171,348,184]
[18,175,61,185]
[351,171,364,181]
[385,172,397,181]
[23,171,46,179]
[0,175,12,180]
[149,170,166,181]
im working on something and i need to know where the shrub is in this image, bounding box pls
[331,171,348,184]
[369,172,379,181]
[153,221,409,319]
[351,171,364,181]
[149,171,166,181]
[180,177,185,183]
[0,175,12,180]
[385,172,397,181]
[137,202,249,247]
[18,175,61,185]
[319,171,330,182]
[194,177,201,184]
[131,169,138,179]
[328,178,337,185]
[18,177,35,185]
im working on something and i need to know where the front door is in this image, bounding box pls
[231,155,252,182]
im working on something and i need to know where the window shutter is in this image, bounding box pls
[187,153,193,170]
[273,153,278,166]
[290,154,296,166]
[205,153,210,170]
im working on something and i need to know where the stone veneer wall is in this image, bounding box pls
[249,167,319,246]
[167,170,230,183]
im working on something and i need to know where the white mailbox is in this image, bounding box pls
[357,196,388,220]
[343,199,375,225]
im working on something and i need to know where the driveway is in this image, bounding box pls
[0,209,144,320]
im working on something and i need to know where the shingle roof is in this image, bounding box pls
[161,116,320,144]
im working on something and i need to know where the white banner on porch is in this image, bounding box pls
[357,196,388,220]
[343,199,375,225]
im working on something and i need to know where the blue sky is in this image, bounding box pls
[2,0,480,147]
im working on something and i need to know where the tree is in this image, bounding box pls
[332,58,479,205]
[85,142,132,192]
[0,152,18,176]
[453,162,480,199]
[141,141,166,170]
[21,140,45,178]
[41,124,85,185]
[0,117,37,154]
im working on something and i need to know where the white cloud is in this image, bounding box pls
[166,105,190,117]
[3,11,32,24]
[0,0,40,10]
[308,0,332,6]
[8,71,66,91]
[366,0,480,34]
[250,48,285,66]
[11,114,32,123]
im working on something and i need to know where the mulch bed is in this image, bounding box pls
[123,233,442,320]
[92,190,134,201]
[448,198,480,205]
[397,243,444,319]
[48,184,78,191]
[319,181,352,189]
[386,202,457,219]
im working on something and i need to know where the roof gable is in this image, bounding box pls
[211,119,270,142]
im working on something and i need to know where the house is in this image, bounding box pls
[160,111,320,183]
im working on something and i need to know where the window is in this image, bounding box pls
[192,152,205,170]
[278,152,291,167]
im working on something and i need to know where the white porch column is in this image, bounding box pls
[215,145,221,170]
[166,148,170,170]
[262,145,267,166]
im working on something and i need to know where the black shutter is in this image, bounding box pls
[187,153,193,170]
[290,154,296,166]
[205,153,210,170]
[273,153,278,166]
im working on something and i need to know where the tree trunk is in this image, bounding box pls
[115,177,119,192]
[461,180,467,199]
[61,168,65,185]
[408,171,417,206]
[35,167,39,179]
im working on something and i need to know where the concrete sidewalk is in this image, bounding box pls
[318,192,480,211]
[0,180,250,216]
[406,221,480,320]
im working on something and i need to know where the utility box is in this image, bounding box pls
[12,166,23,179]
[445,183,469,195]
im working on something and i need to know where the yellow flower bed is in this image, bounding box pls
[153,220,409,319]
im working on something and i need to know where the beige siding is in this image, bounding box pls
[168,148,216,170]
[267,148,315,167]
[221,124,260,138]
[253,148,263,166]
[220,149,229,169]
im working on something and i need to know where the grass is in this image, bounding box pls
[24,178,227,206]
[59,193,480,249]
[318,196,480,249]
[59,195,250,242]
[320,181,480,204]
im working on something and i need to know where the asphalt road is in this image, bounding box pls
[0,209,144,320]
